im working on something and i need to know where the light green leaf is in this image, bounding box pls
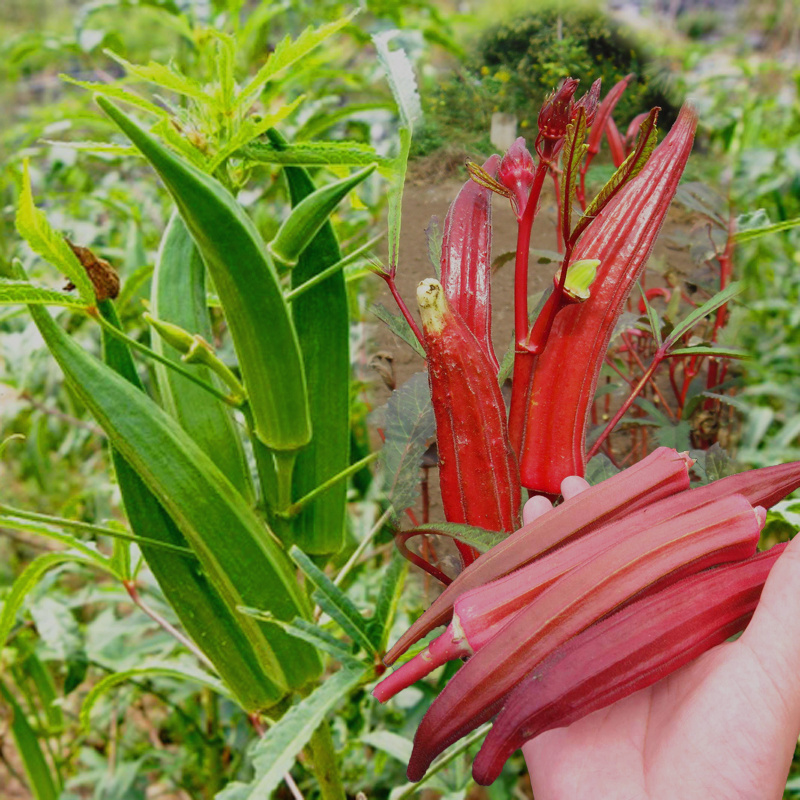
[560,107,588,238]
[0,279,87,308]
[15,162,94,303]
[664,282,743,348]
[216,665,367,800]
[0,552,101,651]
[80,663,230,730]
[243,140,390,169]
[289,545,376,655]
[734,215,800,243]
[368,551,408,652]
[667,345,749,358]
[0,680,59,800]
[371,303,426,357]
[208,97,305,171]
[235,14,356,113]
[105,50,212,103]
[62,75,168,119]
[401,522,505,554]
[41,139,139,157]
[638,282,663,347]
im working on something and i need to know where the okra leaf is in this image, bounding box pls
[289,546,376,656]
[216,665,367,800]
[655,420,693,451]
[585,454,620,484]
[235,15,356,113]
[575,108,659,243]
[668,345,749,358]
[638,282,663,347]
[15,162,94,304]
[425,216,443,276]
[368,550,409,652]
[0,552,104,652]
[560,107,588,240]
[105,51,212,103]
[243,140,391,169]
[0,679,59,800]
[60,75,168,119]
[375,30,421,270]
[371,303,426,357]
[238,607,357,665]
[80,663,230,731]
[664,281,743,348]
[734,213,800,243]
[379,372,436,516]
[400,522,505,554]
[0,279,87,309]
[40,139,138,157]
[674,182,727,227]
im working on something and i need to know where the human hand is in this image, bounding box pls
[520,482,800,800]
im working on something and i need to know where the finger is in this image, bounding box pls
[739,533,800,712]
[523,495,553,526]
[561,475,591,500]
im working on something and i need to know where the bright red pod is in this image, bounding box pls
[383,446,692,665]
[417,279,521,567]
[473,543,786,785]
[519,105,698,494]
[405,492,762,781]
[586,74,634,159]
[439,154,500,371]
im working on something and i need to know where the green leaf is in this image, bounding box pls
[60,75,168,119]
[243,140,390,169]
[368,550,409,652]
[559,107,588,240]
[401,522,505,554]
[238,608,357,664]
[234,15,356,113]
[80,663,230,731]
[734,214,800,243]
[664,282,744,348]
[585,453,620,484]
[105,50,212,103]
[41,139,139,157]
[289,545,376,655]
[0,552,102,651]
[575,108,659,243]
[667,345,749,358]
[374,31,421,271]
[0,278,87,308]
[371,302,426,357]
[379,372,436,515]
[216,665,367,800]
[638,282,663,347]
[15,162,94,303]
[0,680,59,800]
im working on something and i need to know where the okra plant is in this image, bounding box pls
[373,73,800,785]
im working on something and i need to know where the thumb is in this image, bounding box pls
[739,533,800,720]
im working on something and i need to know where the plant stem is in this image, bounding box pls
[334,506,392,587]
[92,311,243,407]
[282,453,378,518]
[123,580,217,672]
[587,352,663,460]
[305,722,346,800]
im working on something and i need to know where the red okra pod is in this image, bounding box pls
[406,493,763,780]
[384,446,692,665]
[519,105,698,495]
[439,155,500,370]
[473,543,786,784]
[418,279,521,566]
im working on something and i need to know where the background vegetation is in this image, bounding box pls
[1,0,800,798]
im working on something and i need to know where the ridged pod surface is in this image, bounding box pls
[384,447,692,664]
[473,544,786,784]
[406,493,762,780]
[418,279,520,566]
[439,155,500,370]
[519,105,698,494]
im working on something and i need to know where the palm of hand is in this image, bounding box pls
[523,543,800,800]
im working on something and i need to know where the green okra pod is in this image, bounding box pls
[28,301,322,707]
[267,128,353,555]
[150,213,252,499]
[96,96,310,453]
[268,163,376,268]
[100,300,280,710]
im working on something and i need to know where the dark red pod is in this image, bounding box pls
[473,543,786,784]
[418,279,521,566]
